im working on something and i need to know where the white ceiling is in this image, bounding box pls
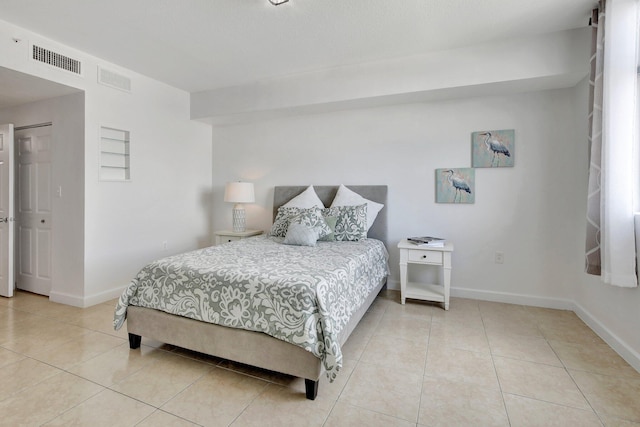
[0,0,596,94]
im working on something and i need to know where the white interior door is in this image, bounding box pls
[0,124,15,298]
[15,126,52,296]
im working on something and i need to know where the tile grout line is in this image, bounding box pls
[541,319,605,424]
[134,408,205,427]
[479,303,513,427]
[182,366,265,427]
[323,301,387,425]
[415,305,434,426]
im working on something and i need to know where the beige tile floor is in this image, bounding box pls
[0,290,639,426]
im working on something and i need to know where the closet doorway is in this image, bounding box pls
[14,123,52,296]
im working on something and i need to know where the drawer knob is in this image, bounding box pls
[422,255,427,259]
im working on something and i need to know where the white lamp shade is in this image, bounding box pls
[224,182,255,203]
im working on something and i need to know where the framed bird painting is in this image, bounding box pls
[436,167,475,204]
[471,129,515,167]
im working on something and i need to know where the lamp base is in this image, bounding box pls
[232,205,246,233]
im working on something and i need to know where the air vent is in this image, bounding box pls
[98,66,132,93]
[31,44,82,75]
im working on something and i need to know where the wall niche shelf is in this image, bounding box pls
[100,126,130,181]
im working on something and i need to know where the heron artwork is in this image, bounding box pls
[471,129,515,168]
[480,132,510,166]
[436,168,475,204]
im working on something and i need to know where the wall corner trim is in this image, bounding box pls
[574,301,640,374]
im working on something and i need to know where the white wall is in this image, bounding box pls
[206,27,591,310]
[0,19,213,306]
[82,72,213,305]
[211,87,580,306]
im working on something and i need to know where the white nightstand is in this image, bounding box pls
[214,230,263,246]
[397,239,454,310]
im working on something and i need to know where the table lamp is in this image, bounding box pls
[224,182,255,232]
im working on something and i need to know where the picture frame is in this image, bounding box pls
[472,129,515,168]
[436,168,475,204]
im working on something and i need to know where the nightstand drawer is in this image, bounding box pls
[222,236,242,244]
[214,230,263,246]
[408,250,443,264]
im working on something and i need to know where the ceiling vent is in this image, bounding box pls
[31,44,82,75]
[98,66,132,93]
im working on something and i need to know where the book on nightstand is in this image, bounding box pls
[407,236,446,247]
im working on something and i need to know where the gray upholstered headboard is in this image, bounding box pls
[273,185,388,245]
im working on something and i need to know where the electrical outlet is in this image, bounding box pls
[495,251,504,264]
[162,241,168,250]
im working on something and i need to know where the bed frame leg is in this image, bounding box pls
[305,379,318,400]
[128,333,142,349]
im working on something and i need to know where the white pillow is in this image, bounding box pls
[330,184,383,231]
[282,185,324,208]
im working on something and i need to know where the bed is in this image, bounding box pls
[114,185,388,400]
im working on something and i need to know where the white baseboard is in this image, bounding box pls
[83,285,127,307]
[450,286,575,310]
[386,280,573,309]
[49,290,85,307]
[573,301,640,373]
[50,285,127,308]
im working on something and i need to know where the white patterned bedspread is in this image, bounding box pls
[114,235,389,381]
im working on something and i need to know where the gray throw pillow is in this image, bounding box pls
[283,222,320,247]
[270,206,331,239]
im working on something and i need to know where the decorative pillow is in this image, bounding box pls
[318,216,337,242]
[290,209,332,239]
[323,204,367,241]
[330,184,383,231]
[282,185,324,208]
[283,223,319,247]
[270,206,303,237]
[270,206,332,238]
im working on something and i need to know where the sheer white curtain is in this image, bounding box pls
[586,0,639,288]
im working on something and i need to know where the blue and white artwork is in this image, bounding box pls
[472,129,515,168]
[436,168,475,204]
